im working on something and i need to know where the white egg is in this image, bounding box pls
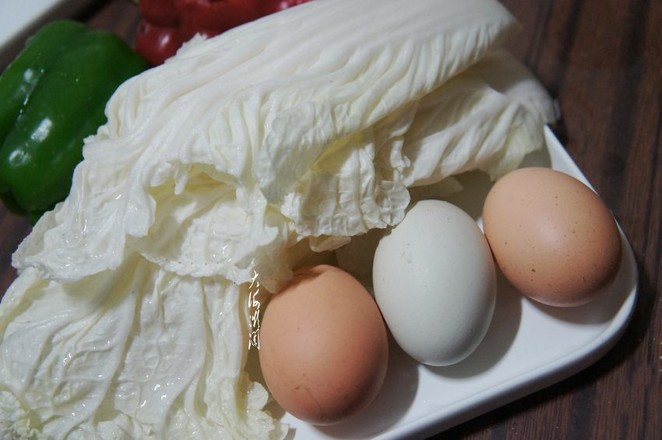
[372,200,496,366]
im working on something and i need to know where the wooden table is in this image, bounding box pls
[1,1,660,439]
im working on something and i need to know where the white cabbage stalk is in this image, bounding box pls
[0,0,554,438]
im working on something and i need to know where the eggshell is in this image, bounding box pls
[258,265,388,425]
[372,200,496,366]
[482,167,622,307]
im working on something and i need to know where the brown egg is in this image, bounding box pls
[482,167,622,307]
[258,265,388,425]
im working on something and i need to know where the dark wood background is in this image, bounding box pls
[1,0,659,439]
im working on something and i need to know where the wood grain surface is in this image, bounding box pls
[1,1,660,439]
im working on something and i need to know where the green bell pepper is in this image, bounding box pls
[0,20,148,222]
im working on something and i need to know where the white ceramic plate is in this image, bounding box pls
[281,127,639,439]
[0,0,97,67]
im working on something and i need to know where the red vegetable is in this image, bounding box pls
[134,0,312,65]
[140,0,178,26]
[177,0,262,40]
[134,20,184,66]
[261,0,311,14]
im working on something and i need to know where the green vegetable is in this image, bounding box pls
[0,20,148,222]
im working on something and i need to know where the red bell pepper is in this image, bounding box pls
[135,0,312,66]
